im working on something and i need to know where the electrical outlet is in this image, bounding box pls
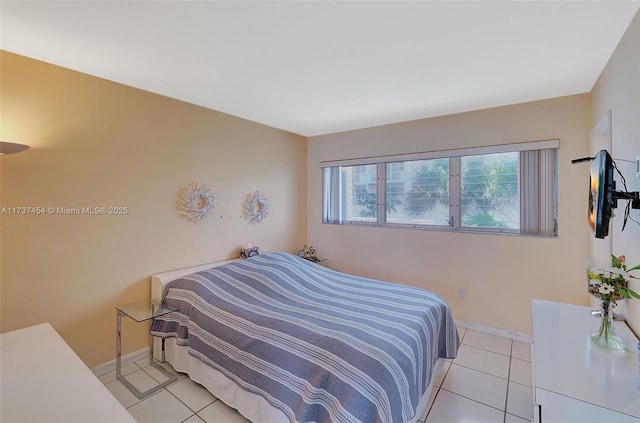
[636,155,640,178]
[458,288,466,299]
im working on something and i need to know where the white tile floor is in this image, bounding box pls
[102,328,533,423]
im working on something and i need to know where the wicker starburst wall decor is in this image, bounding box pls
[243,191,270,224]
[178,182,215,223]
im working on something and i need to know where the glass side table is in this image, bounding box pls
[116,299,177,399]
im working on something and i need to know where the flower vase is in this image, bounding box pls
[591,300,625,350]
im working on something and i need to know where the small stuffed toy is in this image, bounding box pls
[297,245,320,262]
[240,243,260,259]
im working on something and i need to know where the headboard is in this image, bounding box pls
[150,257,241,361]
[150,258,241,301]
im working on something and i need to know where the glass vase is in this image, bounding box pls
[591,300,625,350]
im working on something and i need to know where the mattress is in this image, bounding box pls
[163,337,445,423]
[152,252,458,422]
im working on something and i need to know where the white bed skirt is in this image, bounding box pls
[164,338,442,423]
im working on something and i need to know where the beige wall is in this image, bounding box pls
[3,13,636,367]
[591,10,640,335]
[308,94,592,336]
[0,52,307,367]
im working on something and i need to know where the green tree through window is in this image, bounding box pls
[461,153,518,228]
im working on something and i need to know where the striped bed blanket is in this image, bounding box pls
[151,252,458,423]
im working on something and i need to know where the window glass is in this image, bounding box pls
[321,143,556,236]
[460,152,519,229]
[343,164,377,222]
[386,159,450,226]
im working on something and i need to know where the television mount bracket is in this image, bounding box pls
[612,190,640,210]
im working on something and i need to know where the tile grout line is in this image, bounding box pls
[441,335,514,421]
[122,361,184,413]
[164,379,220,416]
[120,362,154,410]
[460,341,513,358]
[421,328,466,422]
[503,340,513,423]
[180,412,197,423]
[422,387,439,423]
[448,362,510,382]
[125,368,220,422]
[126,387,164,410]
[438,387,507,415]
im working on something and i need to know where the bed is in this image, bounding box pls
[150,252,458,423]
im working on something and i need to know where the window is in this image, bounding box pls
[460,152,519,230]
[323,164,378,223]
[386,158,450,226]
[322,141,558,236]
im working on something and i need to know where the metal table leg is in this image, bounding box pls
[116,310,123,380]
[116,310,177,399]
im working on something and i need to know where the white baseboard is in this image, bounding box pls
[455,319,533,344]
[91,347,150,377]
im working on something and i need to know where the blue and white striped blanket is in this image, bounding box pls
[151,252,458,423]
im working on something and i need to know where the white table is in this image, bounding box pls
[0,323,135,423]
[533,299,640,422]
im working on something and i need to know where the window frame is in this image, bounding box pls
[321,140,558,237]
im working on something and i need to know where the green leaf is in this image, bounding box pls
[620,286,640,300]
[628,290,640,300]
[618,287,631,299]
[611,254,622,268]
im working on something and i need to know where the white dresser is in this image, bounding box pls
[0,323,135,423]
[532,300,640,422]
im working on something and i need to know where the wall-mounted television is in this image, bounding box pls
[588,150,615,239]
[579,149,640,239]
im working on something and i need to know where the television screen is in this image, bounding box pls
[588,150,614,239]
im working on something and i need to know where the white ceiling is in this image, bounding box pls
[1,1,639,137]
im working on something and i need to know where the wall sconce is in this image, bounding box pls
[0,141,30,155]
